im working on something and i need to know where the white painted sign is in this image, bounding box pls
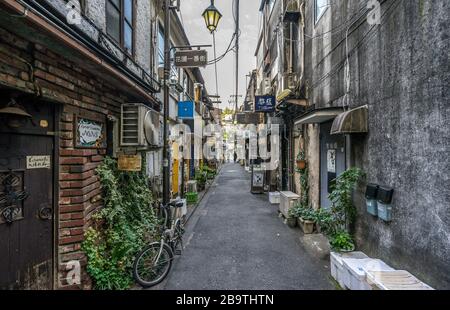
[77,118,104,147]
[27,155,51,169]
[327,150,336,173]
[253,171,264,186]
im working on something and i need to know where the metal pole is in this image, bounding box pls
[234,0,239,118]
[163,0,171,204]
[213,32,219,102]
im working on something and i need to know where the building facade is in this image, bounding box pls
[254,0,449,289]
[0,0,211,289]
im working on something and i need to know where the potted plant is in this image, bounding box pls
[297,206,316,234]
[322,167,364,250]
[195,169,207,191]
[315,208,334,234]
[289,203,316,234]
[286,207,298,228]
[296,150,307,170]
[329,230,355,252]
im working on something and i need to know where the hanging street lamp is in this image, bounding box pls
[202,0,222,33]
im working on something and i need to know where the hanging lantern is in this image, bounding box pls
[202,0,222,33]
[0,98,32,128]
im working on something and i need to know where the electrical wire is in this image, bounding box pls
[206,33,236,65]
[310,0,403,90]
[212,31,219,98]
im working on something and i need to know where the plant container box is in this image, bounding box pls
[330,251,368,288]
[269,192,280,204]
[298,218,315,234]
[365,270,434,290]
[187,180,197,193]
[342,258,394,290]
[186,192,198,204]
[366,199,378,216]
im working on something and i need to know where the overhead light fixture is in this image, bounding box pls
[202,0,222,33]
[0,98,32,128]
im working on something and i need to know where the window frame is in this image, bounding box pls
[106,0,136,56]
[314,0,329,24]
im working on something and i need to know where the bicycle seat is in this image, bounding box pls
[169,200,184,208]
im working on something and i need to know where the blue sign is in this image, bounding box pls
[255,95,275,112]
[178,101,194,119]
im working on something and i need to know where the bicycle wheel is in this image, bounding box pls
[133,242,173,287]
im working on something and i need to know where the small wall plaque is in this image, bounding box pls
[26,155,51,169]
[118,154,142,172]
[75,117,106,148]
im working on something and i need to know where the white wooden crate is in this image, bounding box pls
[365,270,434,290]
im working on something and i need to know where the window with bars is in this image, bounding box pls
[106,0,134,55]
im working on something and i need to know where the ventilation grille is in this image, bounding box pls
[121,104,140,145]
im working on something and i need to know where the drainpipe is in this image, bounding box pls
[299,1,305,84]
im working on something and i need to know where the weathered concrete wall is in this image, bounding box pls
[305,124,320,210]
[85,0,105,30]
[303,0,450,288]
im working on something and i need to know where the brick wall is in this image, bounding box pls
[0,26,149,289]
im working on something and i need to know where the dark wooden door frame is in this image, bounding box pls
[52,103,61,290]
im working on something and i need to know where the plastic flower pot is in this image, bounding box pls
[296,160,306,170]
[286,217,297,228]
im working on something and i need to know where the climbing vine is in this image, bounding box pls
[82,156,158,290]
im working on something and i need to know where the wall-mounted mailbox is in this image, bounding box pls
[365,183,379,216]
[377,186,394,222]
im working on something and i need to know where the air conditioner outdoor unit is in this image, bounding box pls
[279,191,300,218]
[120,103,161,147]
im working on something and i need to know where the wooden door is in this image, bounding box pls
[0,100,54,289]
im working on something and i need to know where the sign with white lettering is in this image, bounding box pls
[174,50,208,68]
[76,117,106,148]
[27,155,51,169]
[255,95,276,112]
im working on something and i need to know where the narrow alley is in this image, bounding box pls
[157,164,334,290]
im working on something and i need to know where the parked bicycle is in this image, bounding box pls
[133,199,186,287]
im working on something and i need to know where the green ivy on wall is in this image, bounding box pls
[82,156,158,290]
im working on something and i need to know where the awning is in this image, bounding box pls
[331,105,368,135]
[294,107,343,125]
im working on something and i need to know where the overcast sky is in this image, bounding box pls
[180,0,261,110]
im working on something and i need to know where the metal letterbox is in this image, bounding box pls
[365,184,379,216]
[377,186,394,222]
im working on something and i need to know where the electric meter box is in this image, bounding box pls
[365,184,379,216]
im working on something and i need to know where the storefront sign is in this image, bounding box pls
[76,118,105,148]
[236,112,264,124]
[255,95,275,112]
[26,155,51,169]
[174,50,208,68]
[118,154,142,172]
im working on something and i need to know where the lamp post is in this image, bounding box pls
[202,0,222,33]
[202,0,222,101]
